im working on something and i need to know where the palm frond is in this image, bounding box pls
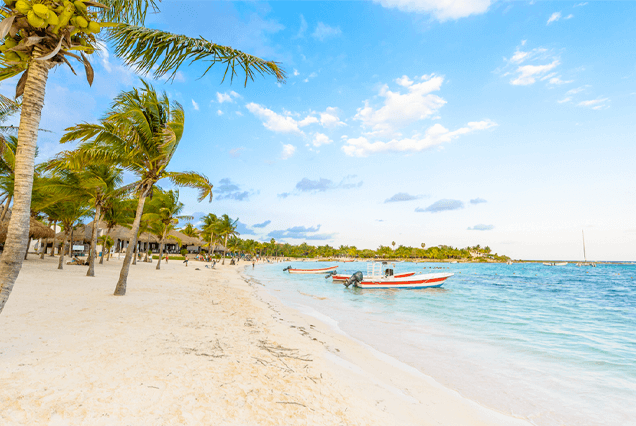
[100,0,160,26]
[165,171,213,202]
[107,25,286,84]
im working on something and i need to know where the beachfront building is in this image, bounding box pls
[40,221,225,257]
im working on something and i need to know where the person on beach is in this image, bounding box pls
[183,255,189,267]
[165,254,169,263]
[252,260,255,269]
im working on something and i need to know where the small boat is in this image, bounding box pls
[284,265,338,274]
[543,262,568,266]
[342,260,355,263]
[342,262,453,289]
[331,271,415,282]
[345,271,453,289]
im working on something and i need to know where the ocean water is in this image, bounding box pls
[245,261,636,426]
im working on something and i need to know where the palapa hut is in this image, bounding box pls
[0,216,55,246]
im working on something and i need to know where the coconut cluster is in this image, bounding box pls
[0,0,106,67]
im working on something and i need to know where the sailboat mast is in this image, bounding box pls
[582,230,587,263]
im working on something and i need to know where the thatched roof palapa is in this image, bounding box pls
[0,215,55,243]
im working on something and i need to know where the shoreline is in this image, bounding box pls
[1,256,530,425]
[243,265,533,426]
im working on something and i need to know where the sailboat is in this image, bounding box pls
[576,230,597,267]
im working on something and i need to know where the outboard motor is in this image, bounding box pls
[384,268,394,277]
[344,271,363,288]
[283,266,291,272]
[325,270,337,279]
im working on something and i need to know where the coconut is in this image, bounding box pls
[75,15,88,28]
[27,10,48,28]
[73,0,87,14]
[4,38,18,49]
[47,11,59,26]
[32,4,50,19]
[87,21,100,34]
[15,0,31,14]
[4,51,20,62]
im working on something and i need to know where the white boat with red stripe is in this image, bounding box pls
[350,272,453,289]
[331,271,415,282]
[284,265,338,274]
[343,262,453,289]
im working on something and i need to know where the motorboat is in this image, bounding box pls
[342,262,453,289]
[284,265,338,274]
[331,271,415,282]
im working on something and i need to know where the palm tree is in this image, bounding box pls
[98,235,114,260]
[200,213,219,259]
[52,199,93,269]
[144,189,191,270]
[0,1,284,314]
[43,161,126,276]
[59,83,213,296]
[216,214,238,265]
[392,241,396,250]
[180,223,199,238]
[101,197,135,262]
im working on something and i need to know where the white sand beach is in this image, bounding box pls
[1,257,532,426]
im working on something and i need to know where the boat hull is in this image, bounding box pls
[354,273,453,289]
[288,265,338,274]
[332,271,415,282]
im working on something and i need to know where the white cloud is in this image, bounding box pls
[354,74,446,136]
[281,144,296,160]
[511,60,560,86]
[557,97,572,104]
[319,107,345,128]
[191,99,199,111]
[547,12,561,25]
[217,110,223,116]
[574,2,587,7]
[577,98,610,110]
[312,22,342,41]
[303,72,318,83]
[298,116,319,127]
[564,14,574,20]
[373,0,491,21]
[311,133,333,147]
[296,14,308,38]
[216,91,242,104]
[566,86,588,95]
[548,76,573,85]
[293,69,299,76]
[342,120,497,157]
[236,111,243,116]
[246,103,306,134]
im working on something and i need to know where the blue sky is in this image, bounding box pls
[2,0,635,260]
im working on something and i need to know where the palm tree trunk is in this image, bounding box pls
[86,205,101,277]
[39,237,45,259]
[132,242,137,265]
[114,191,147,296]
[24,237,31,260]
[143,237,149,262]
[49,220,57,256]
[0,57,50,315]
[156,237,165,270]
[0,195,12,221]
[58,231,69,269]
[222,234,228,265]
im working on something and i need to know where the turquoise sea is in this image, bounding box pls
[245,261,636,426]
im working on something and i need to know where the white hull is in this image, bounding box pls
[288,265,338,274]
[354,272,453,289]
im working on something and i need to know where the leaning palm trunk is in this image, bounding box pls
[114,191,147,296]
[87,205,101,277]
[156,238,165,270]
[0,195,11,221]
[39,238,46,259]
[222,235,228,265]
[58,231,69,269]
[24,237,31,260]
[50,220,57,256]
[132,243,137,265]
[0,58,50,314]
